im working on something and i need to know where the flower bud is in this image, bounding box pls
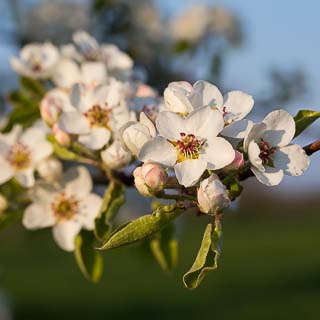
[197,174,230,214]
[133,166,152,197]
[52,123,71,146]
[0,194,8,213]
[37,157,63,182]
[224,151,244,171]
[141,163,168,191]
[101,140,131,169]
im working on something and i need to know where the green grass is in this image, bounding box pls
[1,205,320,320]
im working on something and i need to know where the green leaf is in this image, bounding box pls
[183,221,222,289]
[228,178,243,200]
[74,230,103,283]
[294,109,320,138]
[47,135,78,160]
[94,181,125,241]
[20,76,46,98]
[99,204,184,250]
[150,223,178,272]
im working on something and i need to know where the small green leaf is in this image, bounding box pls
[47,135,78,160]
[20,76,46,98]
[294,109,320,138]
[94,181,125,241]
[183,221,222,289]
[74,230,103,283]
[99,204,183,250]
[228,178,243,200]
[150,223,178,272]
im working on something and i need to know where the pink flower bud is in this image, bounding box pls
[133,167,153,197]
[197,174,230,215]
[224,151,244,171]
[141,163,168,191]
[40,90,65,126]
[52,123,71,146]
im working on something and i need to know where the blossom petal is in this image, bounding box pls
[139,112,156,137]
[81,62,107,86]
[187,107,224,139]
[244,123,267,151]
[52,58,80,88]
[0,157,14,184]
[61,166,92,199]
[78,127,111,150]
[58,111,90,135]
[174,159,207,187]
[203,137,235,170]
[78,193,102,230]
[223,91,254,123]
[138,137,177,166]
[263,109,295,147]
[248,141,264,171]
[274,144,310,176]
[29,182,58,203]
[251,166,284,186]
[23,203,55,229]
[52,220,82,252]
[156,111,186,140]
[164,82,193,114]
[15,168,35,187]
[221,119,254,139]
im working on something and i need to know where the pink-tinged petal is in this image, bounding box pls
[221,119,253,139]
[138,137,177,167]
[203,137,235,170]
[263,109,295,147]
[58,111,90,135]
[244,123,267,151]
[251,166,284,186]
[174,159,207,187]
[78,193,103,230]
[274,144,310,176]
[223,91,254,123]
[23,203,55,229]
[156,111,186,140]
[78,127,111,150]
[186,107,224,139]
[189,80,223,109]
[52,220,82,252]
[248,141,265,171]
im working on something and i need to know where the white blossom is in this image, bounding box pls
[37,157,63,182]
[101,140,131,169]
[244,110,310,186]
[23,166,102,251]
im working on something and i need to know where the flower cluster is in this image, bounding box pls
[1,30,317,288]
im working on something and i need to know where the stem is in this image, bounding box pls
[155,191,196,202]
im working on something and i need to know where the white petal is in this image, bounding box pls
[251,166,284,186]
[156,111,186,140]
[23,203,55,229]
[52,220,82,252]
[174,159,207,187]
[248,141,264,171]
[61,166,92,199]
[274,144,310,176]
[58,111,90,134]
[221,119,254,139]
[186,107,224,139]
[29,181,58,203]
[203,137,235,170]
[0,157,14,184]
[78,127,111,150]
[263,109,295,147]
[52,58,80,88]
[189,80,223,109]
[223,91,254,123]
[78,193,102,230]
[31,141,53,164]
[138,137,177,167]
[244,123,267,151]
[81,62,107,86]
[15,168,35,187]
[139,112,156,137]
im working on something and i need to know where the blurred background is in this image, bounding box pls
[0,0,320,319]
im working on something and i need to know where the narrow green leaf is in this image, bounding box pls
[150,223,178,272]
[99,204,183,250]
[294,109,320,138]
[183,221,222,289]
[94,181,125,241]
[74,230,103,283]
[20,76,46,98]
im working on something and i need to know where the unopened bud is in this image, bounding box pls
[52,123,71,146]
[224,151,244,171]
[141,163,168,191]
[101,140,131,170]
[197,174,230,215]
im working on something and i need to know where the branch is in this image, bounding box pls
[239,139,320,181]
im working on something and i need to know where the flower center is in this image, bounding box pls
[7,143,31,170]
[51,192,79,222]
[84,104,110,128]
[258,140,276,167]
[172,133,206,162]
